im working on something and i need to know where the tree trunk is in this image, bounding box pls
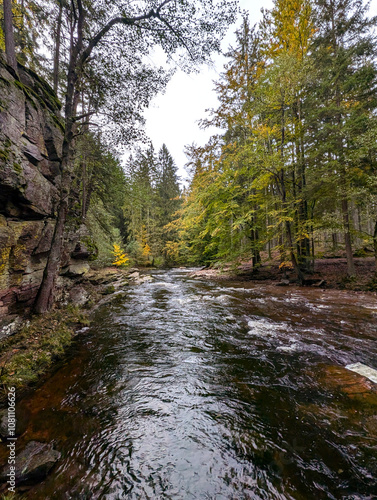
[251,202,261,269]
[332,232,338,252]
[251,227,261,268]
[19,0,26,59]
[34,24,81,313]
[341,198,355,276]
[3,0,17,72]
[286,219,305,284]
[53,0,63,95]
[81,158,87,222]
[33,173,69,313]
[296,98,311,272]
[280,169,305,284]
[373,220,377,272]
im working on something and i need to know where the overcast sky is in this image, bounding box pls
[142,0,377,181]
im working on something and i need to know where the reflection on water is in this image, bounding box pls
[12,269,377,498]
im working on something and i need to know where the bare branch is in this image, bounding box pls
[156,0,172,15]
[155,11,195,61]
[70,0,77,22]
[72,111,96,122]
[79,1,175,67]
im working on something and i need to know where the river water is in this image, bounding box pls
[17,269,377,499]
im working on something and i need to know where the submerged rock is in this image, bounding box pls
[0,440,60,484]
[320,365,377,405]
[129,274,153,285]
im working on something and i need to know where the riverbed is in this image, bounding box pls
[15,269,377,498]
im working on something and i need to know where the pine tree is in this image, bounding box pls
[156,144,181,261]
[308,0,377,275]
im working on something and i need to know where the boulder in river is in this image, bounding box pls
[128,271,140,279]
[0,441,60,484]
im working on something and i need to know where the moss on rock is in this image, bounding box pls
[0,307,90,390]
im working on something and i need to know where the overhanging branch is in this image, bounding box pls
[80,1,174,67]
[79,0,195,68]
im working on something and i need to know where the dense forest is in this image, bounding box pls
[1,0,377,314]
[176,0,377,283]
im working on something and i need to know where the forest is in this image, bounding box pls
[178,0,377,284]
[1,0,377,312]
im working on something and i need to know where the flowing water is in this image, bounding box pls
[14,269,377,498]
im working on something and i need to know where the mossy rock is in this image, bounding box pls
[102,285,115,295]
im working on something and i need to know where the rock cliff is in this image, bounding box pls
[0,54,94,316]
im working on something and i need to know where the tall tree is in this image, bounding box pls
[308,0,377,276]
[156,144,181,261]
[53,0,63,94]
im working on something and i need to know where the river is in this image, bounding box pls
[17,269,377,499]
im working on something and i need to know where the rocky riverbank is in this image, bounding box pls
[191,257,377,292]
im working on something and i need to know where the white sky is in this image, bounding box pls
[142,0,377,181]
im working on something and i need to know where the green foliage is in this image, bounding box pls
[86,200,121,266]
[0,0,48,70]
[366,274,377,291]
[0,494,19,500]
[123,143,182,266]
[177,0,377,278]
[73,132,129,267]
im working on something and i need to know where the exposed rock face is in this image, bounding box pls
[0,54,96,315]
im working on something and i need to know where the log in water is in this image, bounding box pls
[15,269,377,498]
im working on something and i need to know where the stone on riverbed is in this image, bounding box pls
[346,362,377,384]
[276,279,290,286]
[128,271,140,279]
[128,272,153,284]
[320,365,377,405]
[0,441,60,484]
